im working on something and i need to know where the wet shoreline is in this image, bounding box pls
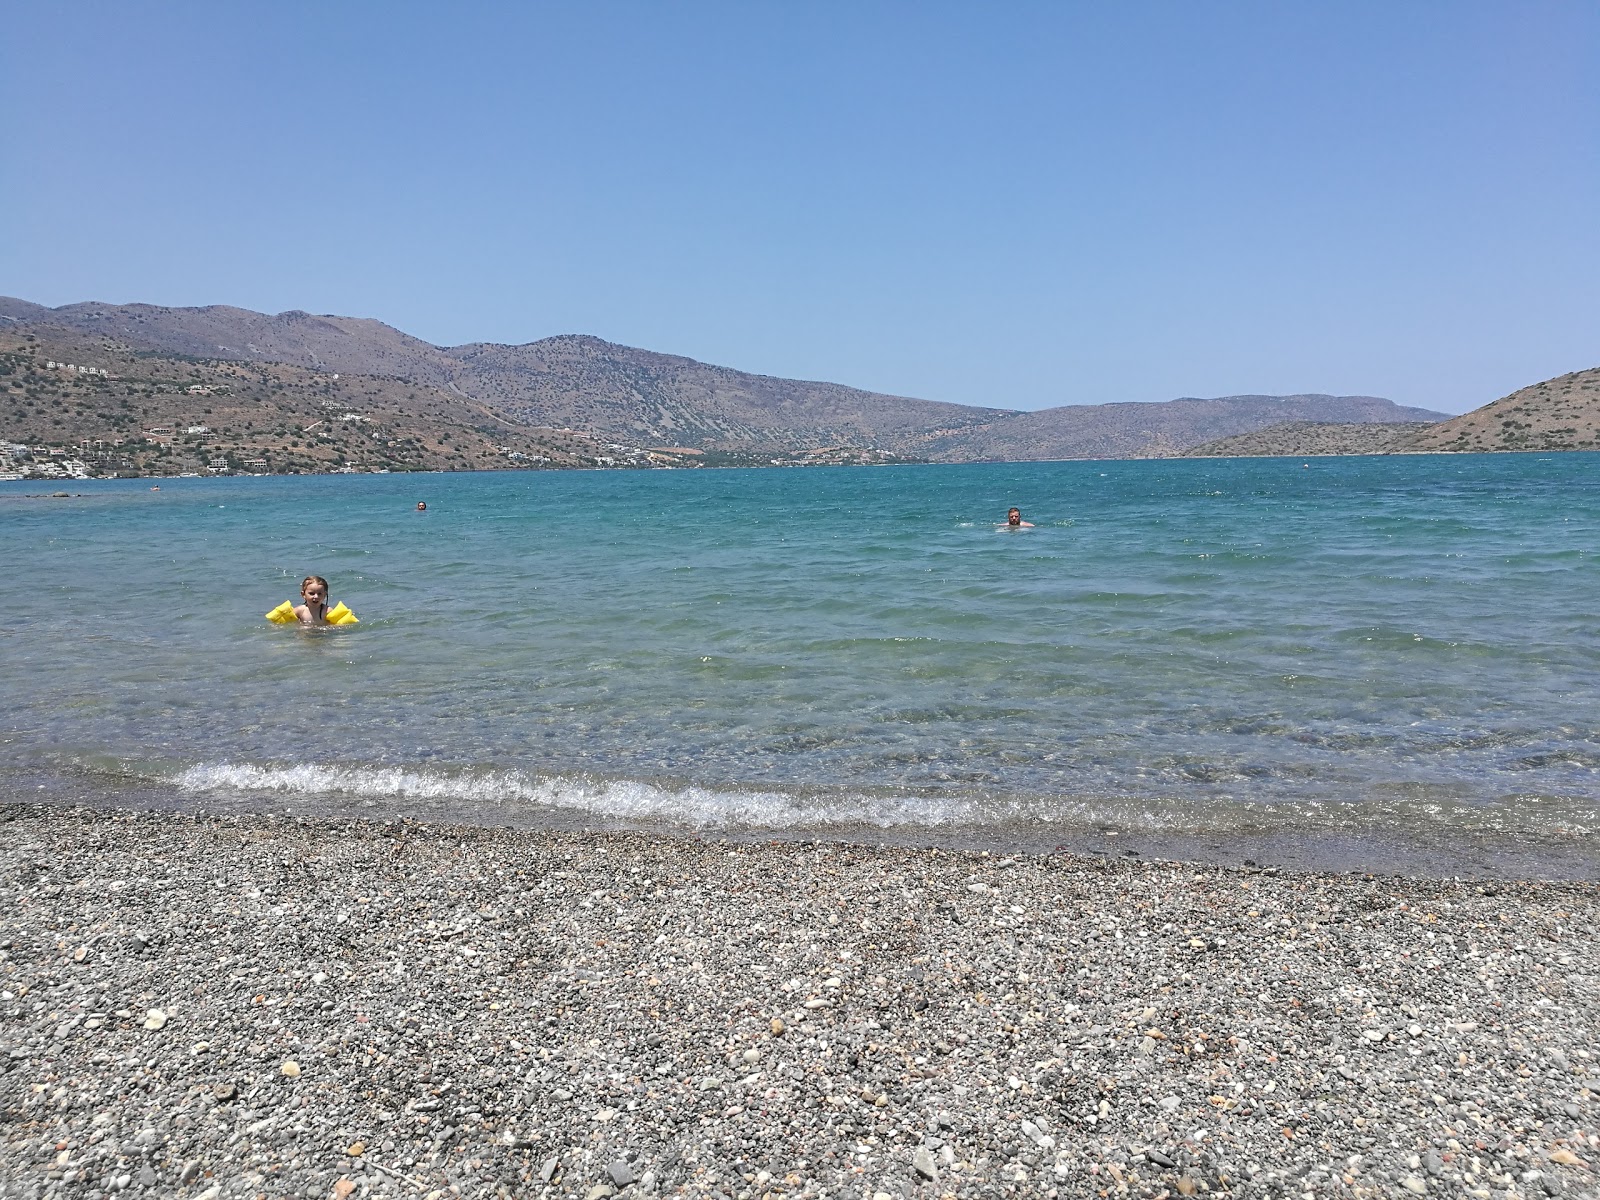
[22,764,1600,884]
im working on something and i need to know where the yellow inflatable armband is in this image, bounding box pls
[326,601,359,625]
[265,600,360,625]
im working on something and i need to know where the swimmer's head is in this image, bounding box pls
[416,501,426,510]
[1007,508,1022,526]
[301,575,329,604]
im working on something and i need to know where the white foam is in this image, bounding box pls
[166,760,1595,837]
[170,761,980,831]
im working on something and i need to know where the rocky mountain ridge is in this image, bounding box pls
[1183,369,1600,458]
[2,296,1459,468]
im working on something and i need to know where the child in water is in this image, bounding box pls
[293,575,335,624]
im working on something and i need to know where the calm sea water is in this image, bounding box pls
[4,456,1598,877]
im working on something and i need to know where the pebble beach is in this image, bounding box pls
[2,806,1597,1200]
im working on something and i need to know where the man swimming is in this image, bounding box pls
[1001,507,1035,528]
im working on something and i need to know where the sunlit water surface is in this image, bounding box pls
[4,455,1597,877]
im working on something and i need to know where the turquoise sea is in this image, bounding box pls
[3,455,1597,878]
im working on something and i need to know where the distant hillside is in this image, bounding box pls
[1,295,1463,473]
[913,395,1448,462]
[0,327,620,477]
[1183,421,1434,457]
[0,298,1009,454]
[1176,368,1600,458]
[444,335,1007,450]
[0,297,449,381]
[1408,367,1600,453]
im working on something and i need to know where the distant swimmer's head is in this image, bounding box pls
[1007,508,1022,526]
[416,501,426,511]
[301,575,330,604]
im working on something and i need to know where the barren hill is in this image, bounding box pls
[1,296,1457,469]
[1176,368,1600,458]
[1408,367,1600,453]
[0,326,617,476]
[0,296,447,382]
[1183,421,1434,457]
[444,335,1004,450]
[913,395,1447,461]
[0,298,1008,454]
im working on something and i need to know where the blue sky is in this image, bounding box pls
[4,2,1596,414]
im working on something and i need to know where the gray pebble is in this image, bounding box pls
[3,809,1596,1200]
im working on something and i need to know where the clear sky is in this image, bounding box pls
[4,2,1596,415]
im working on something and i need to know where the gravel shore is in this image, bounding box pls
[2,805,1596,1200]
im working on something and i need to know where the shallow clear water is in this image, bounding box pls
[4,456,1598,875]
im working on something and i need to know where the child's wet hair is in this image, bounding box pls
[301,575,330,595]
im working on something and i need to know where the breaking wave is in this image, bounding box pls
[165,759,1597,840]
[169,760,984,831]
